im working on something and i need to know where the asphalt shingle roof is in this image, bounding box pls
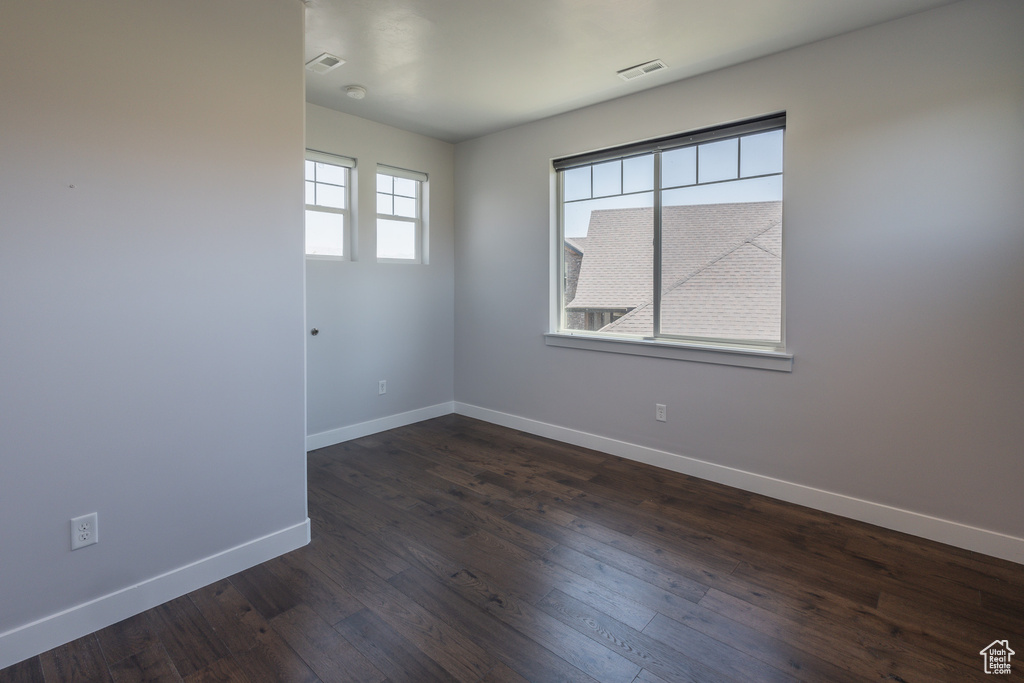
[567,201,782,342]
[565,236,587,254]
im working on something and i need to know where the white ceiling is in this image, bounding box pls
[303,0,959,143]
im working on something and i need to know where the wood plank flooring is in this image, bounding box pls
[3,414,1022,682]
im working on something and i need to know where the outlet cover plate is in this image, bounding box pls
[71,512,98,550]
[655,404,667,422]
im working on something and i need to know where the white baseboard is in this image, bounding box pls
[306,402,456,452]
[0,519,310,671]
[454,402,1024,566]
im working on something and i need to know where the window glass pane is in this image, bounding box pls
[393,177,417,198]
[661,175,782,207]
[316,183,346,209]
[659,174,782,343]
[561,191,653,336]
[622,155,654,193]
[376,174,393,193]
[563,166,591,202]
[305,160,316,181]
[305,181,315,205]
[377,219,416,260]
[740,129,784,177]
[394,195,416,218]
[305,209,344,257]
[698,138,738,183]
[377,192,393,215]
[662,147,696,188]
[315,162,347,186]
[591,160,621,198]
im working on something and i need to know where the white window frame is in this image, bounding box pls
[376,164,427,264]
[548,114,793,372]
[305,150,355,260]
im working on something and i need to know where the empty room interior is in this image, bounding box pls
[2,0,1023,680]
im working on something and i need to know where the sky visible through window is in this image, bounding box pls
[377,173,419,260]
[305,159,347,257]
[563,130,783,237]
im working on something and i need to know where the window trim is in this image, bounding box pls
[375,164,427,264]
[552,113,785,170]
[305,149,354,261]
[544,332,793,372]
[552,114,789,367]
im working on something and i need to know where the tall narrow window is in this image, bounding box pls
[305,151,354,259]
[555,114,785,349]
[376,164,427,262]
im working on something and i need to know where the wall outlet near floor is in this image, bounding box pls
[71,512,98,550]
[378,379,387,395]
[655,403,667,422]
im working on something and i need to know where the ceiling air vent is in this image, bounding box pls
[617,59,668,81]
[305,52,345,75]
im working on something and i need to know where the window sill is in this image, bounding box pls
[544,333,793,372]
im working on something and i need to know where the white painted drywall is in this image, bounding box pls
[454,0,1024,541]
[0,0,308,659]
[305,105,455,444]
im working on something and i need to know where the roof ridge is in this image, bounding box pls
[603,218,780,330]
[660,218,780,295]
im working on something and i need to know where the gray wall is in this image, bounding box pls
[305,105,455,439]
[454,1,1024,540]
[0,0,307,641]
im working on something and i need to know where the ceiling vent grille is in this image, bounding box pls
[617,59,668,81]
[306,53,345,75]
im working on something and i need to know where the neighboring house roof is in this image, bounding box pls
[565,236,587,254]
[567,201,782,341]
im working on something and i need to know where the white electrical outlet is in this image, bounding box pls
[378,379,387,395]
[655,404,667,422]
[71,512,98,550]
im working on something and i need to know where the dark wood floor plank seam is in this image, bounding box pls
[333,447,523,519]
[535,587,736,683]
[305,531,498,682]
[269,602,386,683]
[509,508,713,603]
[106,642,182,683]
[640,612,798,683]
[387,566,602,683]
[541,543,709,619]
[144,597,230,680]
[334,519,638,683]
[696,586,974,681]
[562,515,740,586]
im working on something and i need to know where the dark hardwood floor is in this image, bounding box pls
[4,414,1022,682]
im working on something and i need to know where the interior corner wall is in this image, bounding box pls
[453,0,1024,555]
[0,0,308,667]
[304,105,455,447]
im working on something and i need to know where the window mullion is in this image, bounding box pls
[653,151,662,338]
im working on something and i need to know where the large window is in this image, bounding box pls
[377,164,427,262]
[556,114,785,350]
[305,151,353,259]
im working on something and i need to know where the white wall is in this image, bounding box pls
[305,105,455,447]
[0,0,308,667]
[454,0,1024,555]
